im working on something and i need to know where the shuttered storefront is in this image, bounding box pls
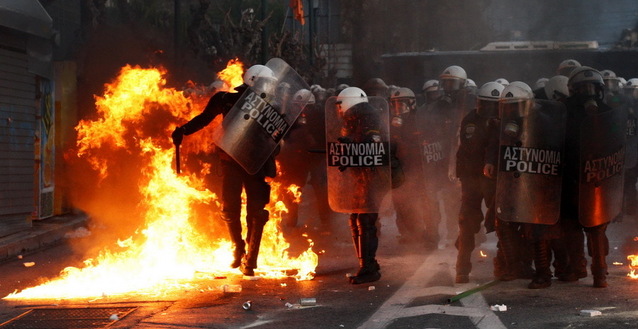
[0,28,36,236]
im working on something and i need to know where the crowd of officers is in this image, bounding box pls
[173,59,637,288]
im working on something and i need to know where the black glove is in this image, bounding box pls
[172,126,184,146]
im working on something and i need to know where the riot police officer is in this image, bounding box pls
[277,89,316,228]
[623,78,638,216]
[327,87,390,284]
[389,87,427,246]
[419,65,469,249]
[171,64,278,277]
[453,81,503,283]
[420,79,443,108]
[562,66,626,288]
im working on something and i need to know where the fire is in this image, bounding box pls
[628,255,638,279]
[5,61,317,300]
[217,58,245,92]
[479,250,487,258]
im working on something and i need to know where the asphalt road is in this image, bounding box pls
[0,199,637,329]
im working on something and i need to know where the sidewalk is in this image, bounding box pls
[0,212,88,262]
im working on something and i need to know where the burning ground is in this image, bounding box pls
[5,61,317,300]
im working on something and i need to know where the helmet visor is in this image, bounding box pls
[499,100,532,118]
[441,78,464,93]
[390,98,414,115]
[477,99,499,118]
[572,82,602,98]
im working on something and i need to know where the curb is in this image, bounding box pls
[0,212,88,262]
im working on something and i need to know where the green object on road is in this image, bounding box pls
[447,280,499,303]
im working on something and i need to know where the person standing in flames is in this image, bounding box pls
[171,64,278,276]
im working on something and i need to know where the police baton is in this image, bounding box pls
[175,144,181,174]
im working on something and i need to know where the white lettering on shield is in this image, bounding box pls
[240,91,289,142]
[328,142,389,167]
[501,146,561,175]
[422,141,443,163]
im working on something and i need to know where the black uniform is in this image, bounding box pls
[391,109,428,245]
[624,101,638,216]
[419,94,466,248]
[561,96,613,287]
[454,109,498,282]
[172,86,275,276]
[341,101,384,284]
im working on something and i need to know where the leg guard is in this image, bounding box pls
[585,224,609,288]
[495,220,520,281]
[349,213,381,284]
[528,239,552,289]
[349,214,360,258]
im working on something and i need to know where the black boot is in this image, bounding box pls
[349,214,381,284]
[550,239,569,279]
[587,226,609,288]
[559,222,588,282]
[224,219,245,269]
[241,217,267,276]
[528,239,552,289]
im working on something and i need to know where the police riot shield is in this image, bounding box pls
[416,102,456,188]
[578,107,627,227]
[213,58,311,174]
[325,96,391,213]
[495,99,566,224]
[625,109,637,169]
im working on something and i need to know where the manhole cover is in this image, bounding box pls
[0,306,137,328]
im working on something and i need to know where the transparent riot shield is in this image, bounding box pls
[578,107,628,227]
[415,99,464,190]
[325,96,391,213]
[625,110,637,169]
[495,99,566,224]
[213,58,311,174]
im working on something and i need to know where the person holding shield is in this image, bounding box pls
[171,64,278,277]
[327,87,392,284]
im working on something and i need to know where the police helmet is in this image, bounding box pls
[568,66,604,98]
[439,65,467,92]
[495,78,510,86]
[557,59,581,76]
[477,82,504,118]
[422,79,440,92]
[293,88,315,105]
[390,87,416,115]
[544,75,569,101]
[243,64,275,87]
[336,87,368,114]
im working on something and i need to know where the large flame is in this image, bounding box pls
[5,61,317,300]
[217,58,245,91]
[628,254,638,279]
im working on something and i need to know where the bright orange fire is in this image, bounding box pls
[628,254,638,279]
[479,250,487,258]
[217,58,245,92]
[5,61,317,300]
